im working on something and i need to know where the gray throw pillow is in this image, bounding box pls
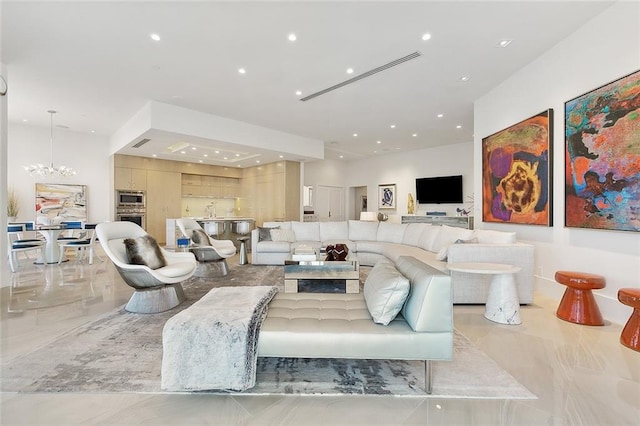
[123,235,166,270]
[191,228,211,246]
[258,226,279,242]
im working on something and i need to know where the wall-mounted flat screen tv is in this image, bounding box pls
[416,175,463,204]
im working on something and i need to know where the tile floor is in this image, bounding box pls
[1,249,638,425]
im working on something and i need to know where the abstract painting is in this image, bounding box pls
[36,183,87,224]
[482,110,553,226]
[378,184,396,209]
[565,70,640,232]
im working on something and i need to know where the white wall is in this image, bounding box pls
[8,123,112,224]
[305,144,474,223]
[475,1,640,324]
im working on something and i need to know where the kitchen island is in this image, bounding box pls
[166,217,255,250]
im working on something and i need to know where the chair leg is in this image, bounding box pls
[9,252,17,273]
[425,360,432,394]
[88,247,94,265]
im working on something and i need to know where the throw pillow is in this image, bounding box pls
[364,259,411,325]
[436,237,479,261]
[325,243,349,261]
[270,228,296,243]
[258,226,279,242]
[123,235,166,270]
[191,228,211,246]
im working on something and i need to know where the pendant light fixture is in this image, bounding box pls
[24,110,76,178]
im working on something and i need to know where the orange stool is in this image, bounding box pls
[618,288,640,352]
[555,271,605,326]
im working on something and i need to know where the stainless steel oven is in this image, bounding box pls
[116,209,146,229]
[117,190,146,209]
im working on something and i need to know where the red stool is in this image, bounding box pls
[618,288,640,352]
[555,271,605,326]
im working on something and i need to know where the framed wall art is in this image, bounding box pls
[565,69,640,232]
[36,183,87,224]
[482,109,553,226]
[378,184,396,209]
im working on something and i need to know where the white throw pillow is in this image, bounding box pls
[270,228,296,243]
[364,259,411,325]
[473,229,517,244]
[434,225,475,260]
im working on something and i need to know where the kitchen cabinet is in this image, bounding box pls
[146,170,182,244]
[115,167,147,190]
[181,174,240,198]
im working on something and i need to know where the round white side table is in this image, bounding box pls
[448,262,523,325]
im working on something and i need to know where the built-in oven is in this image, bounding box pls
[116,209,146,230]
[117,190,146,209]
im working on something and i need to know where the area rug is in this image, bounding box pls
[1,264,536,399]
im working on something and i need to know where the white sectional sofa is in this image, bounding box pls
[251,220,534,304]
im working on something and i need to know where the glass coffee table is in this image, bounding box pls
[284,253,360,294]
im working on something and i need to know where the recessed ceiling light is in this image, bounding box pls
[373,151,378,154]
[191,147,197,150]
[279,155,284,158]
[238,68,246,74]
[203,154,208,157]
[376,140,382,144]
[437,114,444,118]
[152,154,157,157]
[215,150,220,154]
[421,33,432,41]
[22,119,28,122]
[236,153,240,157]
[150,33,160,41]
[198,160,203,163]
[353,133,358,137]
[497,39,513,48]
[456,125,462,129]
[90,130,95,133]
[223,157,228,160]
[180,151,186,154]
[390,124,396,129]
[346,68,354,74]
[237,165,241,167]
[412,133,417,137]
[460,76,470,82]
[256,160,261,163]
[295,90,302,96]
[339,155,344,159]
[288,33,297,42]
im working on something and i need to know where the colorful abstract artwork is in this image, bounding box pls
[565,70,640,232]
[482,110,553,226]
[35,183,87,224]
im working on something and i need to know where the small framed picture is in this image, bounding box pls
[378,184,396,209]
[361,195,368,211]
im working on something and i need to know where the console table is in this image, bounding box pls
[401,215,474,229]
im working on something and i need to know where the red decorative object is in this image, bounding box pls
[618,288,640,352]
[325,244,348,261]
[554,271,605,326]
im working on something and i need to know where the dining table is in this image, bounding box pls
[35,225,69,264]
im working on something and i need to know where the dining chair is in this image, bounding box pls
[7,224,45,272]
[58,220,84,241]
[58,223,98,264]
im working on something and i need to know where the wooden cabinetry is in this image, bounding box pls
[181,174,240,198]
[401,215,474,229]
[146,170,182,244]
[241,161,300,226]
[115,167,147,190]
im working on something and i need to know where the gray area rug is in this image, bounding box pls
[1,264,536,399]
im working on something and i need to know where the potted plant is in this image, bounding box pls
[7,188,19,222]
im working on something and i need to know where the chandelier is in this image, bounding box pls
[24,110,77,179]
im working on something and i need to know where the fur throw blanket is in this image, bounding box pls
[161,286,279,391]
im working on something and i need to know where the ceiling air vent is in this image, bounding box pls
[133,138,150,148]
[300,51,422,102]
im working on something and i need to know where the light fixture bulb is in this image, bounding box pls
[238,68,246,74]
[288,33,297,41]
[346,68,354,74]
[421,33,432,41]
[150,33,160,41]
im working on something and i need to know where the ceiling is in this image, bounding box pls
[2,1,613,167]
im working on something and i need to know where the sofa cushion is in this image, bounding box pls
[355,240,385,255]
[434,225,475,260]
[376,222,408,243]
[292,222,320,242]
[348,220,379,241]
[319,221,348,242]
[364,259,410,325]
[418,226,441,252]
[473,229,517,244]
[270,228,296,243]
[256,240,291,253]
[402,223,428,247]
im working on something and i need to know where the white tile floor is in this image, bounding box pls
[1,250,638,425]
